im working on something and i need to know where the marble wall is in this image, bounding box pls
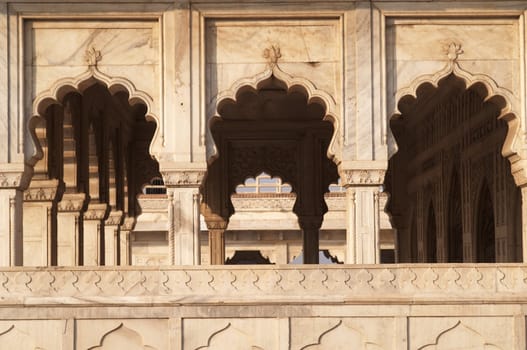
[0,265,524,349]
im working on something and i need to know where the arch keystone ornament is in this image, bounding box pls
[206,45,341,166]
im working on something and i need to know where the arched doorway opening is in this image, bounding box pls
[201,75,339,264]
[385,73,521,263]
[26,80,160,266]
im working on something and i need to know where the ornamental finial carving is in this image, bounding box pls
[446,42,463,62]
[263,44,282,68]
[85,46,102,67]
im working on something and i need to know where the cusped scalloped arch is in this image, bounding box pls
[28,68,160,166]
[207,66,341,165]
[388,61,521,164]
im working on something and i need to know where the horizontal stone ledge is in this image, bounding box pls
[0,264,525,306]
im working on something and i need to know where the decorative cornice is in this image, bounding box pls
[57,193,86,212]
[23,179,59,201]
[341,169,386,187]
[161,170,205,187]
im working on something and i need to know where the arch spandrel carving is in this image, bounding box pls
[388,59,523,185]
[206,62,341,166]
[28,65,161,167]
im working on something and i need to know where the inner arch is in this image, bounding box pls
[385,73,521,263]
[25,79,161,266]
[201,74,339,264]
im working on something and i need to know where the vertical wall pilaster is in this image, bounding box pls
[104,210,122,265]
[22,179,58,266]
[342,168,385,264]
[57,193,85,266]
[82,203,107,266]
[163,170,205,265]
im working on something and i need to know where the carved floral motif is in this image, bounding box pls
[0,172,22,189]
[23,179,59,201]
[57,193,86,212]
[341,169,386,186]
[161,170,205,187]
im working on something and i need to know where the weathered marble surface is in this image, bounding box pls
[0,264,526,304]
[0,265,523,349]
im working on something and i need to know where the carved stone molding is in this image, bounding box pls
[83,203,109,221]
[137,196,169,212]
[161,170,205,187]
[23,179,59,201]
[0,265,524,305]
[230,195,295,211]
[105,210,123,226]
[121,217,136,231]
[341,169,386,187]
[57,193,86,212]
[0,172,22,189]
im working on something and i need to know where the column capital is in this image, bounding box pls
[161,169,206,187]
[57,193,86,212]
[0,164,31,190]
[105,210,124,226]
[23,179,59,202]
[83,203,109,221]
[340,168,386,187]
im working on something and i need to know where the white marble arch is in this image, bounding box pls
[206,62,341,166]
[387,55,521,180]
[27,65,161,168]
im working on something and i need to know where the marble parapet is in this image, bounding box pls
[1,264,527,306]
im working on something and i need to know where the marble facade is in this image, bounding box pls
[1,0,527,348]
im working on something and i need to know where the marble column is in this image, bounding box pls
[119,217,135,266]
[56,193,85,266]
[298,216,323,264]
[104,210,122,266]
[342,168,385,264]
[82,203,107,266]
[22,179,58,266]
[0,188,22,266]
[163,170,205,265]
[208,222,227,265]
